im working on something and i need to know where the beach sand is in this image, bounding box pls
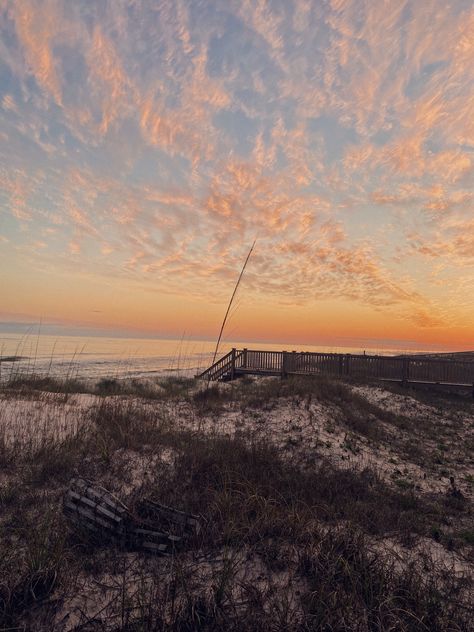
[1,375,472,630]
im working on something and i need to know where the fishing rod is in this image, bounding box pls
[212,239,256,365]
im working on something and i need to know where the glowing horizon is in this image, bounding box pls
[1,0,473,351]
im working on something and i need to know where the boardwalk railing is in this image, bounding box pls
[197,348,474,391]
[198,349,244,381]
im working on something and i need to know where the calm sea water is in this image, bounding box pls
[0,332,451,382]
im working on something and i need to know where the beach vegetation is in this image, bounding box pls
[0,372,472,630]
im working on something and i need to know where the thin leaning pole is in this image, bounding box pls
[211,240,256,366]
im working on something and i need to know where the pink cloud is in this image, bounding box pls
[9,0,63,104]
[87,26,134,136]
[68,239,80,254]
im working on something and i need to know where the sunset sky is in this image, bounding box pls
[0,0,473,350]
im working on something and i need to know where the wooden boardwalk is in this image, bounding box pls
[197,348,474,394]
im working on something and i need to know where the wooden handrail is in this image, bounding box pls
[196,349,244,381]
[197,348,474,388]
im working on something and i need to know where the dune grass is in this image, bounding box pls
[0,374,472,630]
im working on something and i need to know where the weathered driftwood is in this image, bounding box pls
[63,478,201,554]
[63,478,128,543]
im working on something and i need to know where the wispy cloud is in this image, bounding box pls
[1,0,473,342]
[8,0,63,104]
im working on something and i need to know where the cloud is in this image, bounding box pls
[0,168,39,220]
[8,0,64,104]
[2,94,17,112]
[87,26,134,136]
[408,217,474,264]
[1,0,473,340]
[68,239,80,254]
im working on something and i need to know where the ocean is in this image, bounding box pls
[0,332,454,382]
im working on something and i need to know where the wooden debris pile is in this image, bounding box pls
[63,478,201,554]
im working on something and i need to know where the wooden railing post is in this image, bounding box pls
[345,354,351,376]
[402,357,410,386]
[281,351,287,379]
[231,348,236,380]
[243,348,247,368]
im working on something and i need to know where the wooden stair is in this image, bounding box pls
[196,349,243,381]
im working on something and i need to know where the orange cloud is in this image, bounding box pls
[87,26,134,136]
[2,0,472,347]
[0,168,41,220]
[9,0,63,104]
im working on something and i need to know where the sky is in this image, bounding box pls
[0,0,473,350]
